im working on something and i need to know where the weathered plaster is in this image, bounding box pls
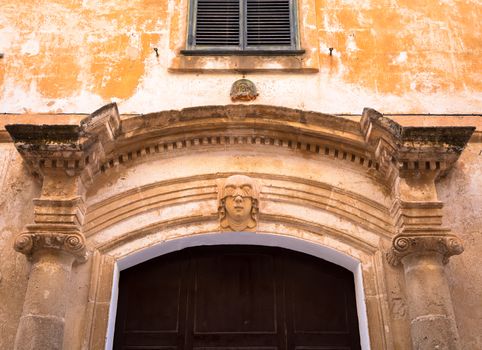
[0,147,39,349]
[0,0,481,113]
[438,141,482,350]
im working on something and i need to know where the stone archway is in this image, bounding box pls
[5,104,474,350]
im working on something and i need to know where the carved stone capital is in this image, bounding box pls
[14,224,87,262]
[387,233,463,266]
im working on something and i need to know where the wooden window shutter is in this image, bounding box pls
[194,0,240,46]
[186,0,301,53]
[246,0,292,47]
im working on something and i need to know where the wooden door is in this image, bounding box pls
[113,245,361,350]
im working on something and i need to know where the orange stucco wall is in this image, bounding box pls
[317,0,481,94]
[0,0,480,113]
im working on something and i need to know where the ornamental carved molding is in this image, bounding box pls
[386,232,464,266]
[5,103,120,184]
[81,105,475,194]
[361,108,475,182]
[14,224,87,262]
[218,175,259,231]
[5,104,475,189]
[4,104,476,260]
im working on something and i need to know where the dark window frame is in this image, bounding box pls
[181,0,305,56]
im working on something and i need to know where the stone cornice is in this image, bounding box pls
[386,231,464,266]
[4,104,476,266]
[5,103,120,184]
[361,108,475,182]
[5,104,476,189]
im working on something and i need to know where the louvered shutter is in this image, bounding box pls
[190,0,296,51]
[194,0,240,46]
[246,0,292,47]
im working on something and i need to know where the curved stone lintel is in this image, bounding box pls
[5,104,476,189]
[386,233,464,266]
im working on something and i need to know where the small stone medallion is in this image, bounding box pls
[230,79,258,102]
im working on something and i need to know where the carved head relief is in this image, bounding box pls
[219,175,259,231]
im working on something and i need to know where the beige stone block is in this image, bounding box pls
[88,302,110,350]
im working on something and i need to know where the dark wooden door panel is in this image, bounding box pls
[193,348,278,350]
[293,347,351,350]
[192,252,277,333]
[283,253,360,350]
[124,347,177,350]
[114,245,361,350]
[113,253,189,349]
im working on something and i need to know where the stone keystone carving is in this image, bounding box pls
[386,233,464,266]
[219,175,259,231]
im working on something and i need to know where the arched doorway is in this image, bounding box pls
[113,245,361,349]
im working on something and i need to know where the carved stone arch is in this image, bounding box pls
[5,103,474,350]
[84,230,385,350]
[81,171,395,348]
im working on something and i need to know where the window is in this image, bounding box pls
[182,0,304,55]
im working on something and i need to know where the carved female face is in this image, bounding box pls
[224,184,253,221]
[219,175,259,231]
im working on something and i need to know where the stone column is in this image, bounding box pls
[14,250,75,349]
[4,103,121,350]
[13,174,87,350]
[360,108,475,349]
[388,175,464,350]
[389,233,463,349]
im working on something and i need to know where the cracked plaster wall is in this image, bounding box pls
[438,142,482,350]
[0,0,481,114]
[0,145,39,348]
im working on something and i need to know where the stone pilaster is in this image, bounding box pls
[361,108,475,350]
[5,104,120,350]
[388,177,464,350]
[12,173,87,350]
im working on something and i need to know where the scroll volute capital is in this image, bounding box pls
[14,224,88,263]
[387,233,463,266]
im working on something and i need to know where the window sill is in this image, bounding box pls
[180,49,306,56]
[169,51,318,73]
